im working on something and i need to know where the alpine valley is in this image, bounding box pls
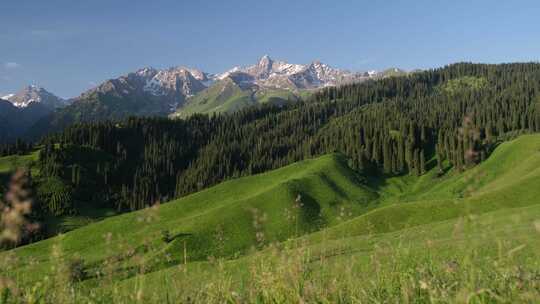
[2,2,540,303]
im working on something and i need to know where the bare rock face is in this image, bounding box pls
[76,66,209,114]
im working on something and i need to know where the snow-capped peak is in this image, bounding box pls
[217,66,241,80]
[138,66,207,98]
[209,55,380,90]
[3,85,66,108]
[135,67,158,77]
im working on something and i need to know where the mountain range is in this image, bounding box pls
[173,55,388,117]
[1,56,407,139]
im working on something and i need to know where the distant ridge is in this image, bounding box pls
[25,55,394,135]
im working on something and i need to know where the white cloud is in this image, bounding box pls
[4,62,21,69]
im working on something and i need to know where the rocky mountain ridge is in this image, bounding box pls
[1,56,407,140]
[217,55,375,90]
[2,85,67,109]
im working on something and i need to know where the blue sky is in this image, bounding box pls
[1,0,539,98]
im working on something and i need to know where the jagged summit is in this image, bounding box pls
[257,54,273,71]
[69,55,387,119]
[24,56,394,128]
[214,55,374,90]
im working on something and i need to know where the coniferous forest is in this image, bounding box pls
[16,62,538,218]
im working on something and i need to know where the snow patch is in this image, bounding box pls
[10,97,39,108]
[2,94,14,100]
[218,67,240,80]
[143,77,166,96]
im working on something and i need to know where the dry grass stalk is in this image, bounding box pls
[1,170,36,246]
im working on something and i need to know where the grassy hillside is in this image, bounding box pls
[3,153,378,282]
[113,134,540,302]
[117,202,540,303]
[173,78,309,118]
[0,150,39,174]
[254,88,305,105]
[313,134,540,240]
[2,134,540,302]
[0,148,118,236]
[0,150,39,193]
[174,78,254,117]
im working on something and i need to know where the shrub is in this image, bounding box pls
[161,229,172,243]
[66,256,86,282]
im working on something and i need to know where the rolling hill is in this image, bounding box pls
[2,133,540,302]
[3,153,378,281]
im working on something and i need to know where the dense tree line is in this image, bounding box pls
[31,63,540,214]
[0,139,34,156]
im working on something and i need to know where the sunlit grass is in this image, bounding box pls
[1,134,540,303]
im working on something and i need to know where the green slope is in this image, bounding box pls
[3,134,540,302]
[306,134,540,241]
[0,148,118,236]
[173,78,308,118]
[0,150,39,193]
[116,203,540,302]
[112,134,540,302]
[0,150,39,174]
[3,153,377,283]
[174,78,254,117]
[254,88,304,105]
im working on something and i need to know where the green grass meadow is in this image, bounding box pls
[1,134,540,303]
